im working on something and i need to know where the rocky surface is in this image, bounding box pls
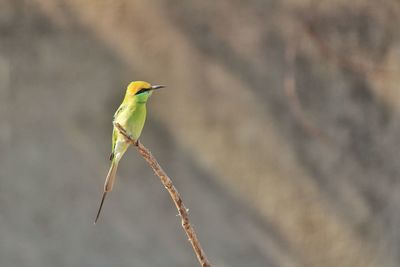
[1,0,400,266]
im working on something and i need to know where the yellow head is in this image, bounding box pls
[125,81,165,103]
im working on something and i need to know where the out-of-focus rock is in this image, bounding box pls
[2,0,400,266]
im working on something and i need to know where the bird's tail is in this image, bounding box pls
[94,160,119,224]
[104,160,119,192]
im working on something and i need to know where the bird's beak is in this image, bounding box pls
[151,85,166,91]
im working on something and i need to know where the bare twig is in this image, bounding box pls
[283,42,334,145]
[302,18,397,76]
[115,123,211,267]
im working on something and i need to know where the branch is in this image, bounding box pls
[302,18,396,77]
[114,123,212,267]
[283,42,334,146]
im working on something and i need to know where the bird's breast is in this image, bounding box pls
[116,104,147,140]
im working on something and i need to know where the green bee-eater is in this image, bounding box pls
[95,81,165,223]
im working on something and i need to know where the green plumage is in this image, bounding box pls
[95,81,164,223]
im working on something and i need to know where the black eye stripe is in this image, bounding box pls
[135,88,151,95]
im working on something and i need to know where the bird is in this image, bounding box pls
[94,81,165,224]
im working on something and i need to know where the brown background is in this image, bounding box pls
[1,1,400,266]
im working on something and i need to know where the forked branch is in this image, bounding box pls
[114,123,211,267]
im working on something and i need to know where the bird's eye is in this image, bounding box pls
[135,88,151,95]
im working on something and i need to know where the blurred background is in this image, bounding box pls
[1,0,400,266]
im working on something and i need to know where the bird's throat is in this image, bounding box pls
[135,93,150,104]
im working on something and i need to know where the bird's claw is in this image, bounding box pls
[114,122,138,145]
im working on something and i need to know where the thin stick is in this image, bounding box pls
[115,123,211,267]
[283,42,333,145]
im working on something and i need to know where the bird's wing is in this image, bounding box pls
[113,103,126,120]
[110,127,118,161]
[110,104,127,160]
